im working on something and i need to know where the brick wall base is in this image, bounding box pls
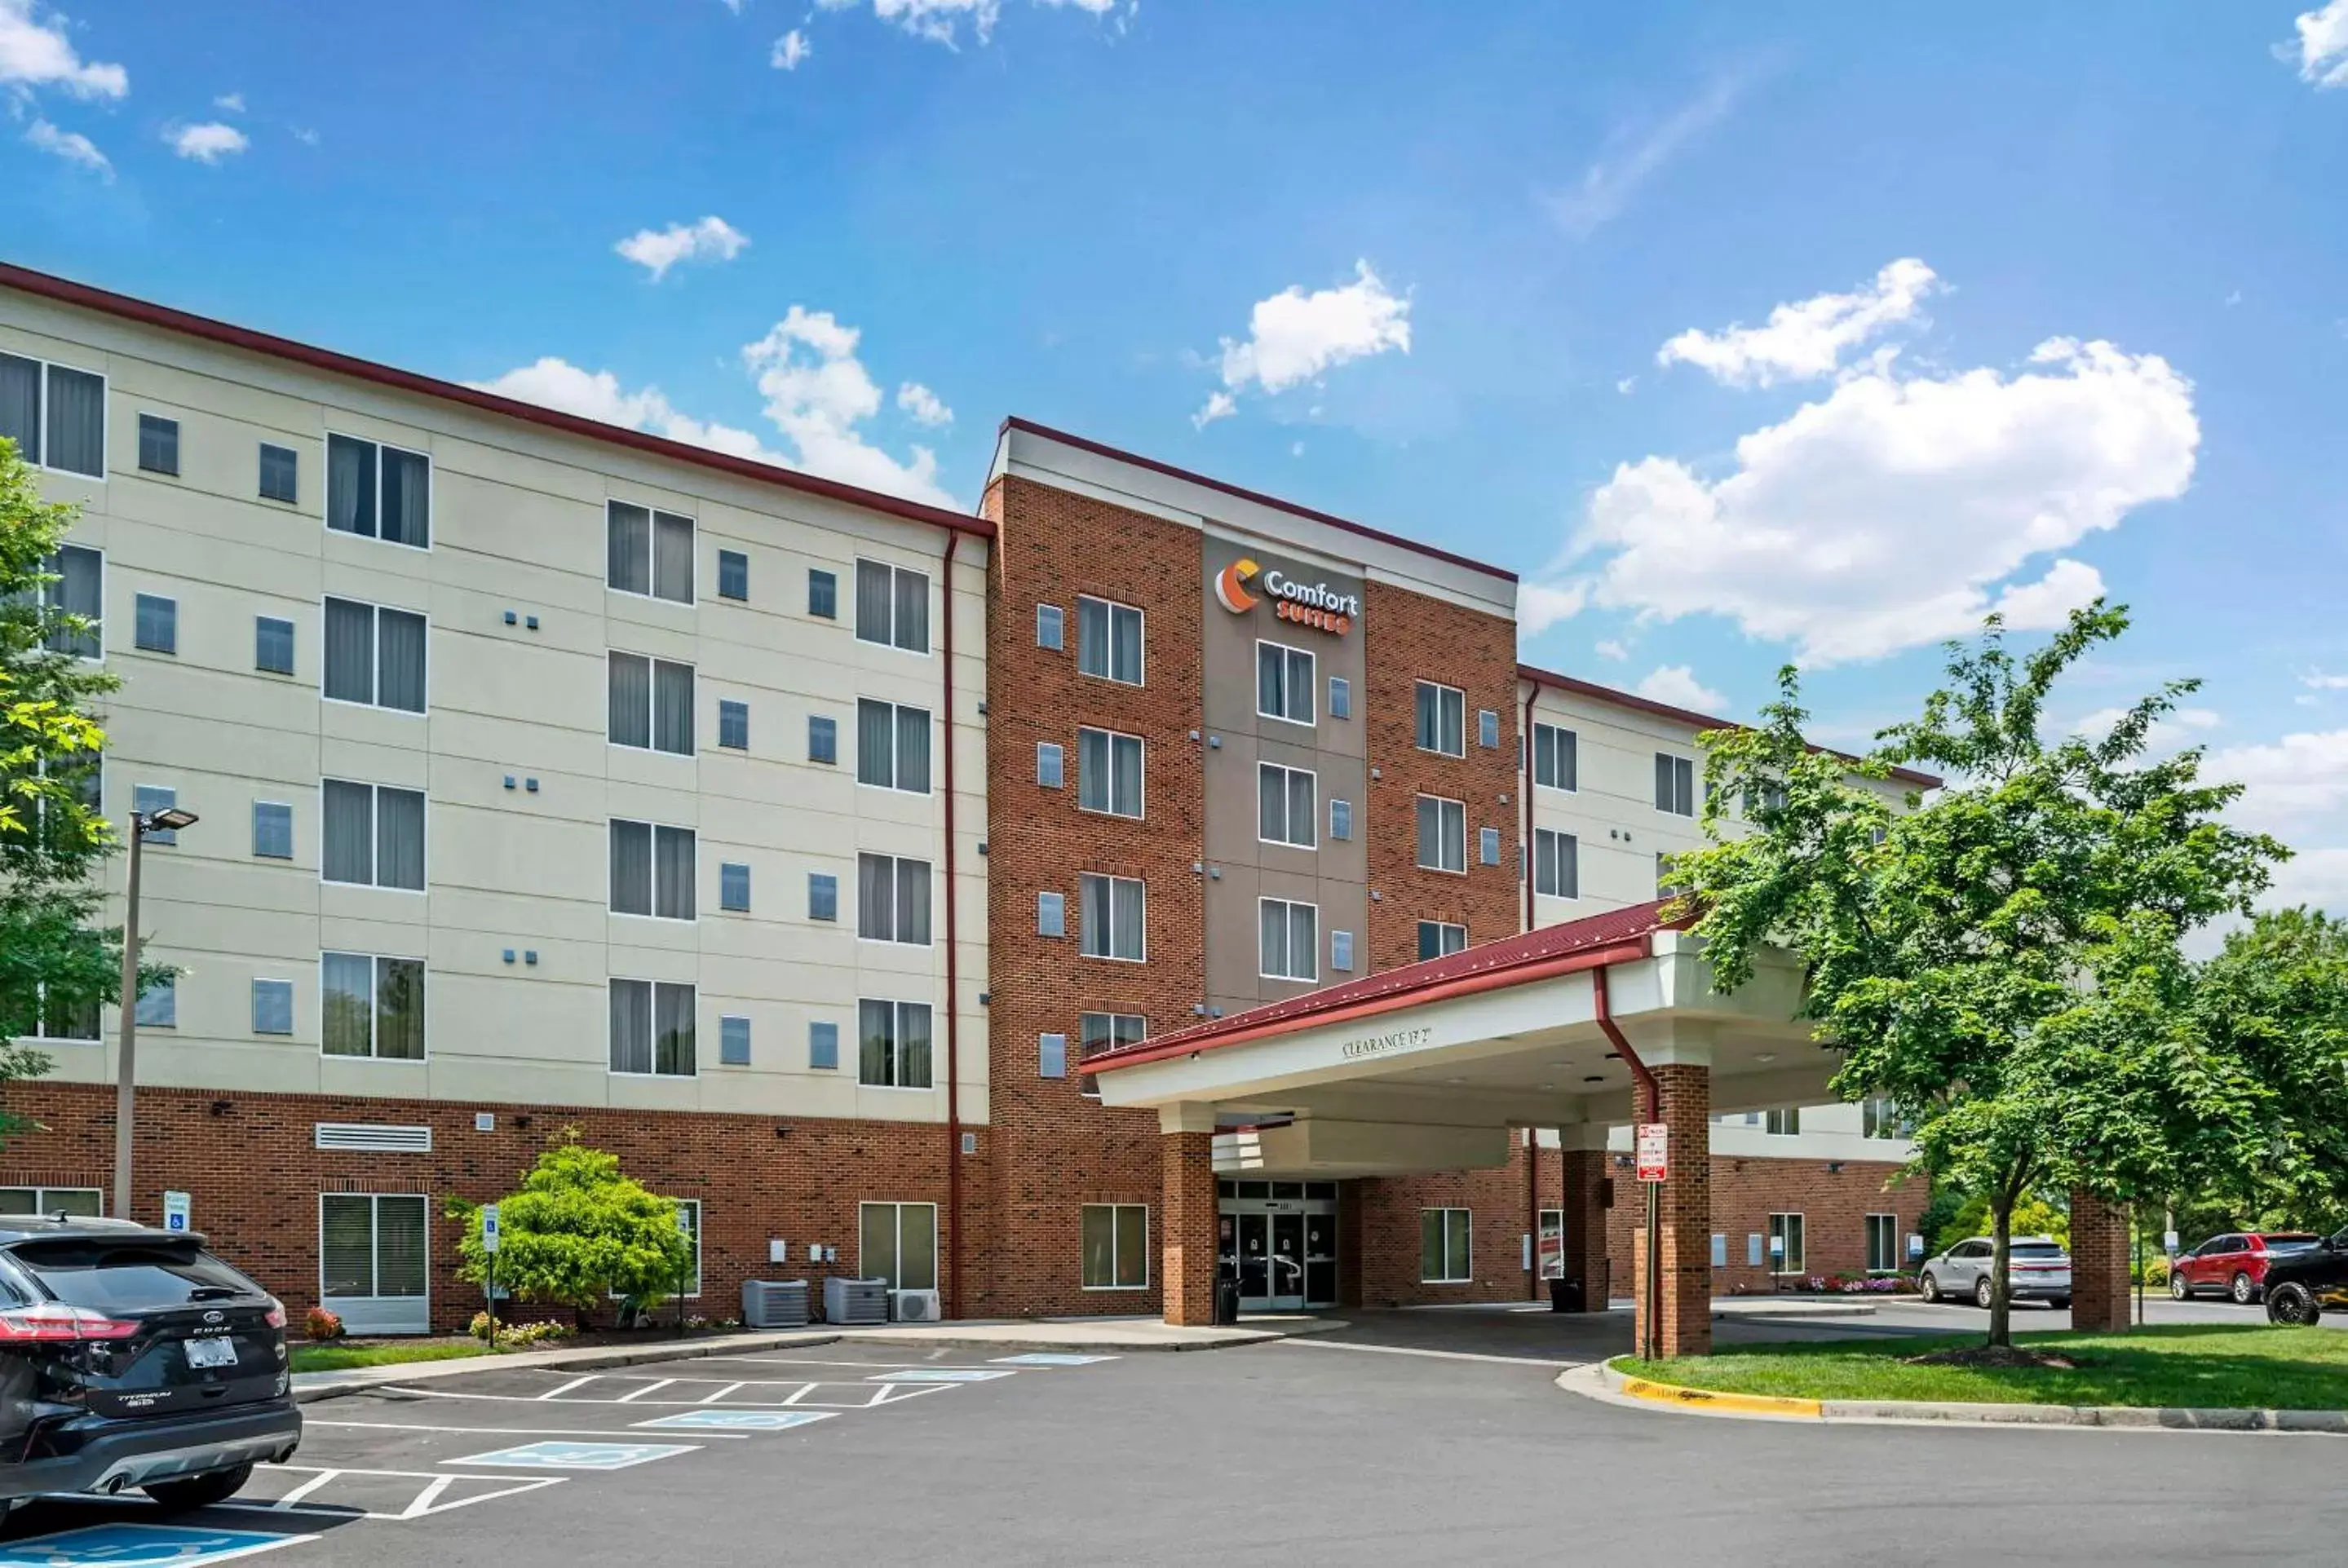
[2070,1190,2134,1332]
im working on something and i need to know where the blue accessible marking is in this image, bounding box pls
[0,1523,315,1566]
[992,1353,1117,1367]
[867,1367,1018,1383]
[449,1440,697,1470]
[633,1409,837,1431]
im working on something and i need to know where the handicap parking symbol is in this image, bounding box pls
[449,1440,697,1470]
[633,1409,836,1431]
[868,1367,1018,1383]
[0,1523,314,1566]
[992,1353,1117,1367]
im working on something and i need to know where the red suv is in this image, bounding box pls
[2170,1231,2323,1305]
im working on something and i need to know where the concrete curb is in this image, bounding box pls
[1556,1359,2348,1435]
[293,1330,841,1404]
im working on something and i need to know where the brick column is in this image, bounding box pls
[1558,1143,1613,1312]
[1161,1122,1220,1327]
[2069,1190,2133,1332]
[1630,1064,1711,1357]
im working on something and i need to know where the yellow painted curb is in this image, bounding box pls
[1615,1371,1824,1419]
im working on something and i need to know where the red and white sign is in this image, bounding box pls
[1634,1123,1669,1184]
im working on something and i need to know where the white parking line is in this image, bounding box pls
[697,1381,747,1403]
[537,1376,598,1400]
[614,1378,676,1402]
[681,1354,1016,1372]
[250,1464,569,1522]
[376,1383,948,1409]
[1276,1339,1584,1367]
[271,1469,342,1508]
[307,1419,750,1441]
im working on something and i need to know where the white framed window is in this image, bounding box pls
[1417,921,1466,961]
[610,819,696,921]
[611,978,696,1076]
[1328,674,1351,719]
[1420,1208,1472,1283]
[1864,1213,1899,1274]
[319,1194,429,1335]
[1037,890,1066,938]
[718,549,749,602]
[856,699,932,793]
[1655,753,1696,816]
[0,353,104,479]
[1076,595,1144,684]
[321,780,425,891]
[1863,1097,1908,1139]
[1077,727,1144,818]
[859,1200,938,1292]
[1079,1011,1143,1098]
[1079,873,1146,961]
[858,1000,934,1089]
[253,978,295,1036]
[671,1199,704,1296]
[323,596,427,713]
[1329,929,1355,973]
[258,443,298,505]
[322,952,426,1060]
[608,652,694,754]
[1415,793,1466,873]
[25,984,99,1043]
[606,501,695,604]
[326,432,430,548]
[1533,828,1578,899]
[1257,762,1316,848]
[40,545,101,660]
[1037,742,1063,789]
[719,1014,751,1066]
[1532,722,1577,791]
[857,853,933,945]
[0,1186,101,1217]
[1478,709,1500,749]
[1537,1208,1565,1279]
[1258,897,1318,983]
[1768,1212,1806,1274]
[133,978,175,1029]
[1765,1107,1801,1137]
[1081,1204,1149,1290]
[1255,640,1315,726]
[1414,681,1465,757]
[855,559,931,654]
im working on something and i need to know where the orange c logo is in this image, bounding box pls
[1215,557,1261,614]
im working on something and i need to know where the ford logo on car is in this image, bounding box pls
[203,1310,224,1324]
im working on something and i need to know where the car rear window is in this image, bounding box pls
[2011,1243,2067,1259]
[7,1241,265,1313]
[2263,1235,2320,1252]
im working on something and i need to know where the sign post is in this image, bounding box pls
[1634,1124,1669,1185]
[161,1190,191,1235]
[1634,1124,1668,1363]
[481,1204,502,1338]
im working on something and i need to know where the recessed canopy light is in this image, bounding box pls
[1603,1051,1621,1061]
[1445,1076,1466,1084]
[1583,1075,1603,1084]
[1756,1052,1777,1063]
[1538,1083,1555,1091]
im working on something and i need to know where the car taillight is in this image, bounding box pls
[0,1303,140,1341]
[263,1301,286,1330]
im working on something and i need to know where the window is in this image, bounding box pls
[252,978,294,1036]
[1038,1032,1067,1078]
[1767,1212,1806,1274]
[719,699,749,751]
[1078,1012,1143,1098]
[1256,642,1315,725]
[1036,743,1063,789]
[719,862,751,913]
[808,872,838,922]
[1082,1204,1148,1289]
[134,978,176,1029]
[0,1186,100,1217]
[719,1016,751,1067]
[323,597,427,713]
[858,1000,933,1089]
[133,594,175,655]
[138,414,179,476]
[1414,681,1465,757]
[1327,675,1351,720]
[1538,1208,1565,1279]
[1329,798,1352,841]
[1330,929,1355,973]
[1420,1208,1472,1283]
[1258,897,1318,982]
[1415,794,1466,873]
[1863,1097,1907,1139]
[1478,709,1501,749]
[254,615,295,675]
[610,978,696,1076]
[717,549,749,602]
[1479,826,1501,866]
[1076,595,1143,684]
[607,501,695,603]
[0,354,104,478]
[326,433,429,547]
[1257,762,1316,848]
[854,559,930,653]
[321,952,425,1059]
[807,568,838,620]
[808,1020,839,1071]
[252,801,294,859]
[609,819,696,921]
[1655,753,1696,816]
[29,985,100,1042]
[1743,780,1788,820]
[1035,603,1063,651]
[1079,873,1146,961]
[1077,728,1143,818]
[671,1200,704,1295]
[1417,921,1466,961]
[808,715,838,765]
[42,545,101,659]
[857,853,932,945]
[608,652,693,754]
[1864,1213,1899,1273]
[859,1200,937,1292]
[321,781,426,890]
[1532,722,1578,791]
[258,443,298,504]
[1037,891,1066,939]
[320,1194,428,1307]
[134,784,181,845]
[856,700,931,793]
[1765,1107,1801,1137]
[1656,852,1683,899]
[1533,828,1578,899]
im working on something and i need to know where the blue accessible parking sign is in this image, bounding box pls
[450,1441,696,1470]
[992,1353,1117,1367]
[633,1409,836,1431]
[0,1523,314,1566]
[868,1368,1018,1383]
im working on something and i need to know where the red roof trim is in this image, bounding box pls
[0,263,993,541]
[998,416,1517,585]
[1518,663,1942,789]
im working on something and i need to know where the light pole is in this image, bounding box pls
[113,806,198,1222]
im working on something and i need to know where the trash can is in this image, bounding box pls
[1548,1277,1584,1313]
[1214,1277,1241,1326]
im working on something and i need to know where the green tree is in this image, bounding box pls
[1670,604,2287,1347]
[449,1133,693,1326]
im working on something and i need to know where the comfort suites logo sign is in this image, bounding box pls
[1214,556,1361,636]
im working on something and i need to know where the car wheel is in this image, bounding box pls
[143,1464,254,1513]
[1919,1270,1941,1304]
[2266,1282,2320,1327]
[2231,1271,2258,1305]
[2170,1272,2190,1301]
[1974,1276,1995,1310]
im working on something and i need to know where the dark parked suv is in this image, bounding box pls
[2262,1226,2348,1327]
[0,1216,300,1513]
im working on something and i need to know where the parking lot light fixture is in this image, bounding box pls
[113,807,198,1221]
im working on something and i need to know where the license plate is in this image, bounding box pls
[184,1336,238,1370]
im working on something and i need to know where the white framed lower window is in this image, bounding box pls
[674,1199,703,1296]
[1081,1204,1148,1289]
[858,999,934,1089]
[1257,761,1316,848]
[1420,1208,1472,1283]
[0,1186,100,1217]
[1415,793,1466,873]
[1533,828,1578,899]
[859,1200,938,1292]
[1768,1212,1806,1274]
[1079,873,1146,961]
[322,952,426,1060]
[1258,897,1318,982]
[611,978,696,1076]
[1864,1212,1898,1274]
[320,1192,430,1336]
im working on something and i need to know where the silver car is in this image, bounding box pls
[1917,1235,2072,1309]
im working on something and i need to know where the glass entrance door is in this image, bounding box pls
[1220,1179,1342,1311]
[1236,1213,1271,1305]
[1267,1212,1306,1311]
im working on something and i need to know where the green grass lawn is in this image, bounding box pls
[291,1340,494,1375]
[1616,1324,2348,1409]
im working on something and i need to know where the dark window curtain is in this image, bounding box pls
[1291,903,1316,978]
[1260,899,1287,977]
[321,952,374,1056]
[1079,729,1108,813]
[608,654,651,748]
[1112,605,1141,683]
[259,444,298,503]
[856,700,893,787]
[380,447,429,546]
[859,998,892,1085]
[857,853,894,941]
[319,1195,375,1296]
[1654,753,1674,812]
[377,957,425,1059]
[654,983,695,1075]
[1256,643,1280,714]
[375,787,426,890]
[45,545,100,658]
[1415,796,1439,869]
[607,502,649,593]
[1441,688,1463,753]
[1112,735,1142,817]
[44,367,103,478]
[654,825,696,920]
[895,705,931,793]
[891,567,928,652]
[1077,598,1108,678]
[1415,684,1438,750]
[897,859,931,946]
[327,435,376,537]
[609,819,652,914]
[1559,834,1578,899]
[1081,875,1110,957]
[376,608,426,712]
[653,660,694,754]
[1287,769,1313,844]
[1257,764,1282,841]
[855,560,892,644]
[0,353,38,463]
[653,512,694,603]
[1112,877,1143,960]
[609,979,652,1073]
[324,598,376,704]
[900,1003,932,1088]
[376,1197,429,1296]
[321,780,374,885]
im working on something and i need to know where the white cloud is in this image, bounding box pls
[1547,330,2198,665]
[2289,0,2348,87]
[1594,638,1629,661]
[1196,260,1410,426]
[291,126,320,147]
[23,115,106,176]
[771,29,811,68]
[1191,390,1236,430]
[166,121,248,162]
[856,0,1121,48]
[614,215,750,281]
[0,0,125,98]
[212,91,243,113]
[1516,580,1586,636]
[895,380,951,426]
[471,358,780,464]
[1658,258,1940,389]
[2302,671,2348,691]
[1634,665,1728,713]
[1545,73,1742,239]
[2205,725,2348,918]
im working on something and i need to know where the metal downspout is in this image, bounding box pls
[941,530,963,1318]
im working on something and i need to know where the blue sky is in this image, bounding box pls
[7,0,2347,912]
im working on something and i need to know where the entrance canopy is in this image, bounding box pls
[1086,901,1830,1177]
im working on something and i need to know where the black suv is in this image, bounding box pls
[0,1216,300,1514]
[2262,1226,2348,1326]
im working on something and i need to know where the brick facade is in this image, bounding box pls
[1619,1151,1932,1297]
[1161,1131,1218,1325]
[1631,1065,1712,1357]
[2069,1189,2134,1332]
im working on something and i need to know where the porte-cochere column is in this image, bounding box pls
[1630,1062,1712,1358]
[1161,1104,1222,1327]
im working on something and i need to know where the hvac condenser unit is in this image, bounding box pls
[890,1288,942,1323]
[741,1279,810,1330]
[822,1275,891,1326]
